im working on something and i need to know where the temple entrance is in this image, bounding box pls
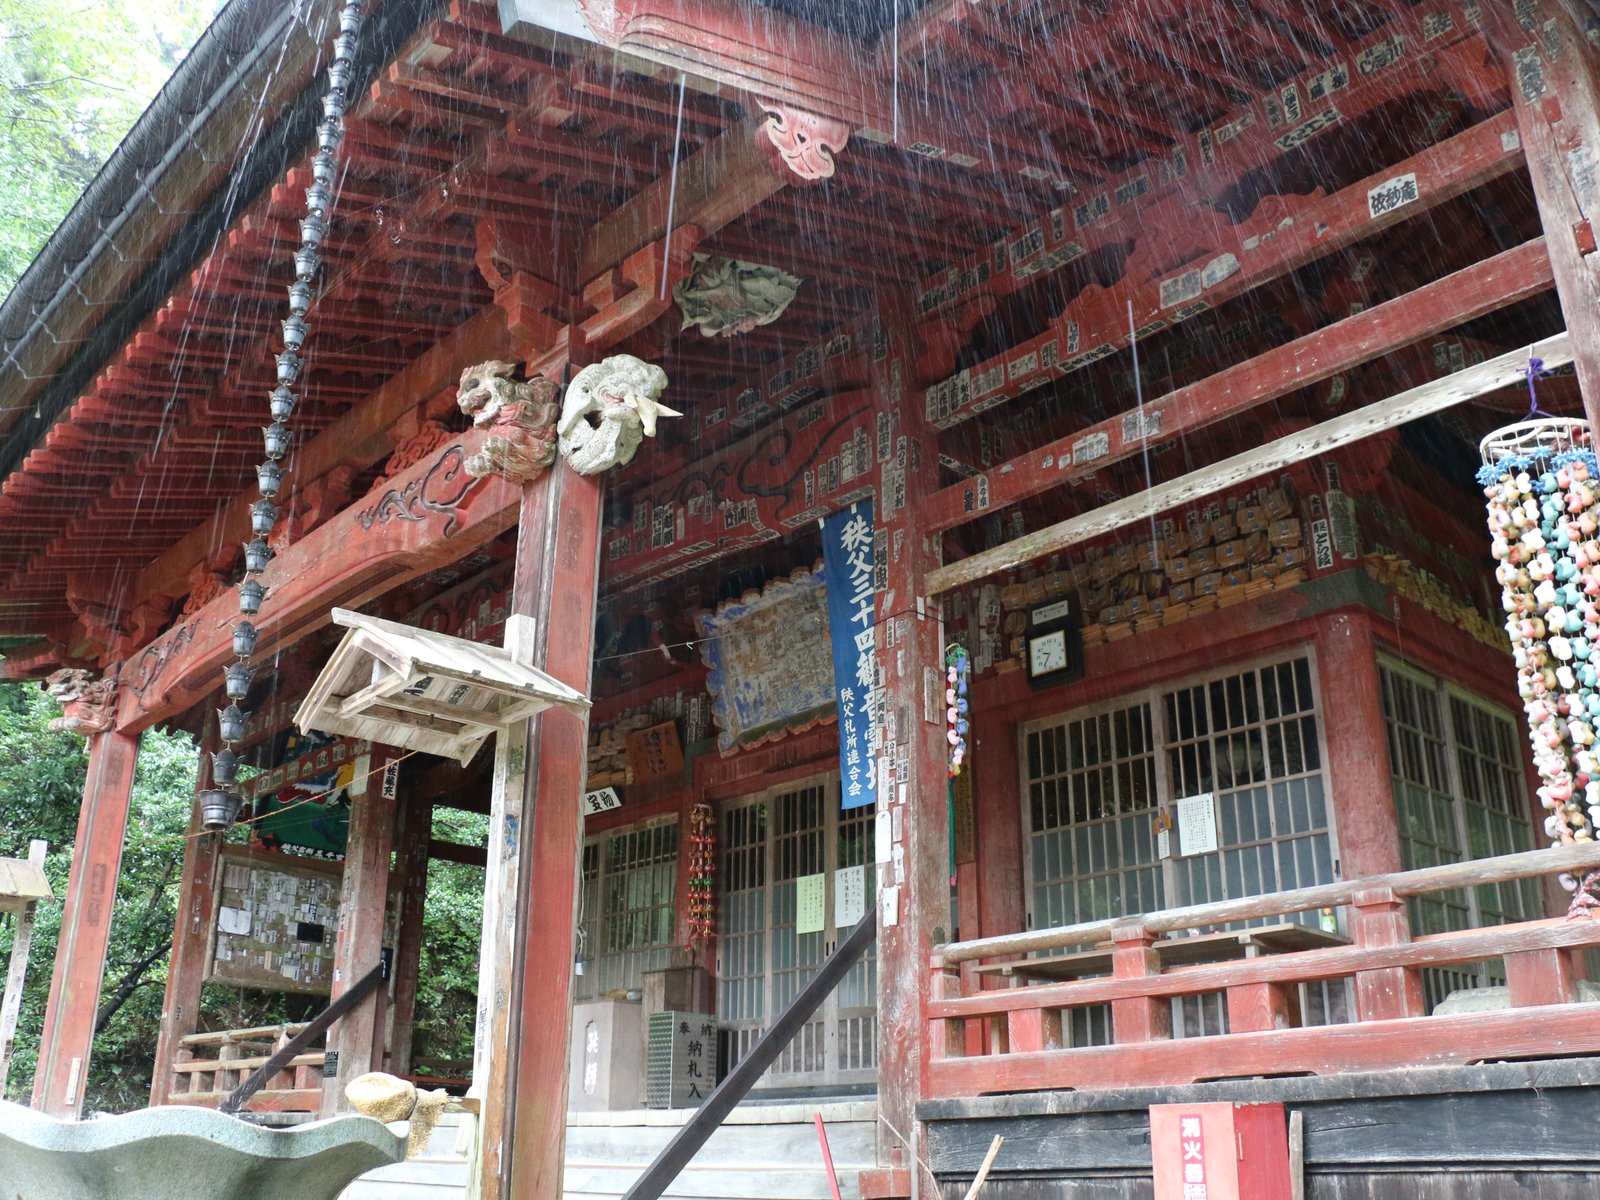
[718,773,877,1090]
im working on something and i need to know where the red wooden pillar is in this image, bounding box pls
[973,708,1026,940]
[1489,2,1600,424]
[867,315,953,1190]
[148,753,225,1106]
[474,457,601,1200]
[33,726,140,1116]
[1314,611,1403,880]
[322,749,396,1111]
[388,790,432,1077]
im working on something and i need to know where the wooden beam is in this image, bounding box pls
[116,433,522,733]
[389,793,432,1076]
[903,9,1502,337]
[149,760,226,1106]
[131,304,513,615]
[321,752,396,1112]
[427,838,487,868]
[32,729,141,1115]
[926,237,1556,532]
[1489,2,1600,426]
[922,110,1526,429]
[580,117,787,282]
[924,331,1573,595]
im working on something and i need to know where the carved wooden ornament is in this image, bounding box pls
[760,104,850,182]
[42,669,118,737]
[558,355,678,475]
[456,360,561,484]
[674,253,802,337]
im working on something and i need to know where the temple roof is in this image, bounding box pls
[0,0,1554,681]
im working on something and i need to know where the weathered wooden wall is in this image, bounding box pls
[923,1061,1600,1200]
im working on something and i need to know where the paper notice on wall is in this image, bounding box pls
[1176,792,1219,856]
[835,865,866,927]
[880,884,900,927]
[218,906,252,936]
[796,873,827,935]
[875,810,892,864]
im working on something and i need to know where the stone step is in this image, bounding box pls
[564,1163,861,1200]
[564,1118,876,1168]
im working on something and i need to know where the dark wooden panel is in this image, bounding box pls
[934,1176,1600,1200]
[925,1112,1152,1172]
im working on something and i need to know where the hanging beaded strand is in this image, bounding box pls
[208,2,364,830]
[1479,414,1599,896]
[686,803,717,947]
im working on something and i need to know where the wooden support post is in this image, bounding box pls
[1505,945,1580,1006]
[1349,887,1425,1021]
[149,756,225,1106]
[928,964,966,1061]
[1109,921,1170,1044]
[1005,1005,1063,1053]
[1490,2,1600,424]
[322,751,395,1112]
[33,726,140,1116]
[1,840,47,1095]
[389,791,432,1077]
[1225,982,1294,1034]
[472,458,603,1200]
[868,316,954,1188]
[1314,612,1404,881]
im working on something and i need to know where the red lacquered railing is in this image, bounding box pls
[928,842,1600,1097]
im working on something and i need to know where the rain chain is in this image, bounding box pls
[685,803,716,947]
[203,2,365,832]
[1479,411,1600,899]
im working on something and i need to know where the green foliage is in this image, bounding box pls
[415,808,488,1067]
[0,681,194,1110]
[0,0,218,296]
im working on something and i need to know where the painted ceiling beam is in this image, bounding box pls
[924,328,1573,595]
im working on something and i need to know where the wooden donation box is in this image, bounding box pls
[1150,1101,1291,1200]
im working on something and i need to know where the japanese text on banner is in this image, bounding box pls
[821,500,879,810]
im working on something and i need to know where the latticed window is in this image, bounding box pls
[717,775,876,1086]
[1022,653,1340,1041]
[1379,660,1540,1004]
[573,818,678,1002]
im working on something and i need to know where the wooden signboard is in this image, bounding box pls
[626,721,684,784]
[207,848,343,996]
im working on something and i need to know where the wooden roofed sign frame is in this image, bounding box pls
[295,608,590,765]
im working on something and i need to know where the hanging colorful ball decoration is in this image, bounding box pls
[945,643,970,777]
[1479,416,1599,891]
[686,803,716,947]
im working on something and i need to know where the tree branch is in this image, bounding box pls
[94,942,171,1034]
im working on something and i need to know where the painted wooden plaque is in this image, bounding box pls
[696,567,835,754]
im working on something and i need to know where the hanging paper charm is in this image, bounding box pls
[945,643,970,777]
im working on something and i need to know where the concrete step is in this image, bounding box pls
[340,1103,875,1200]
[340,1156,468,1200]
[564,1163,861,1200]
[565,1117,876,1169]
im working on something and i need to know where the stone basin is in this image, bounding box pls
[0,1100,405,1200]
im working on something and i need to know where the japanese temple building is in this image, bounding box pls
[4,1,1600,1197]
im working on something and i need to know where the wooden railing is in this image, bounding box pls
[928,843,1600,1098]
[164,1021,324,1113]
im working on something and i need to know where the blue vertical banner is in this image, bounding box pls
[821,500,878,810]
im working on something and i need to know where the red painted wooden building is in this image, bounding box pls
[3,1,1600,1196]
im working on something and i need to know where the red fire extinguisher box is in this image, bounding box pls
[1149,1101,1292,1200]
